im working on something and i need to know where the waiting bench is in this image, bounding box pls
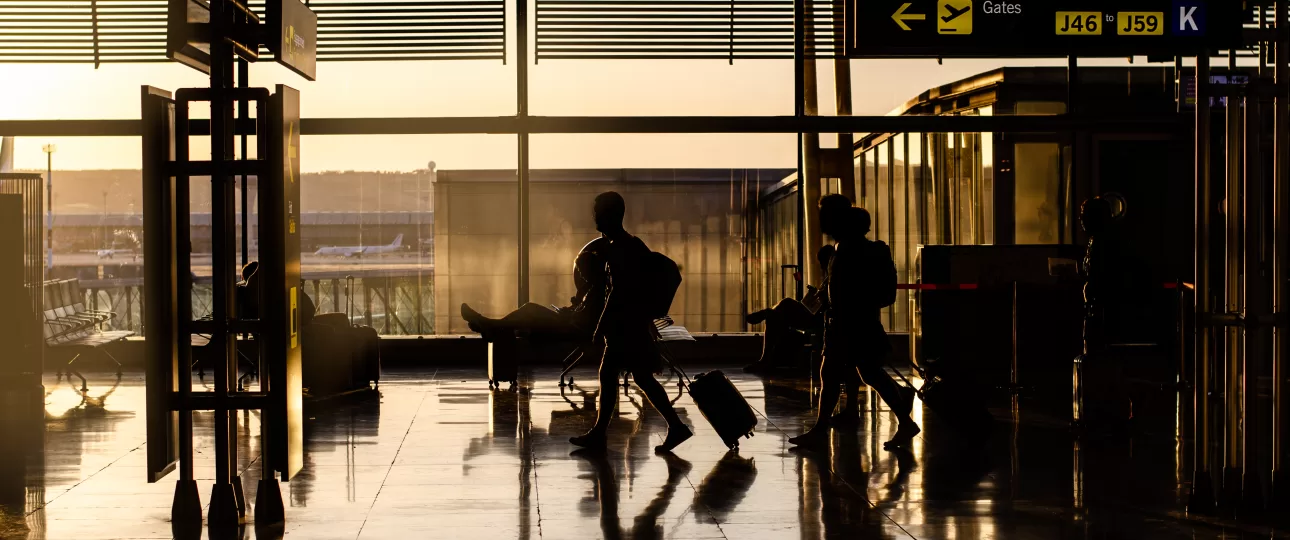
[39,278,131,386]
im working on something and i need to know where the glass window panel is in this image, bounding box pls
[981,132,995,245]
[1014,143,1063,244]
[908,134,924,252]
[955,133,975,245]
[924,134,941,246]
[891,134,908,332]
[875,141,889,242]
[298,134,516,336]
[531,134,795,333]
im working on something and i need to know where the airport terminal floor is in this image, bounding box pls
[0,365,1273,540]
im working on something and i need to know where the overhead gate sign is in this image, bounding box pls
[846,0,1244,58]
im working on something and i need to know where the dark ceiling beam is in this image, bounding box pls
[0,114,1182,137]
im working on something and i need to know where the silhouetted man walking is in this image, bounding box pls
[570,192,692,453]
[790,203,918,450]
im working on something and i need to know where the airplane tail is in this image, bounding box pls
[390,234,403,248]
[0,137,13,173]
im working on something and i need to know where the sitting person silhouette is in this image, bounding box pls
[235,261,259,320]
[569,191,691,453]
[743,244,835,373]
[461,238,609,342]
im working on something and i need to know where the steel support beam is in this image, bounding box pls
[0,115,1185,138]
[1191,52,1216,515]
[1274,0,1290,512]
[516,0,530,307]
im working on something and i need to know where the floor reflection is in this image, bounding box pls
[0,367,1281,539]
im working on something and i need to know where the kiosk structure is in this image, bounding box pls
[143,0,314,536]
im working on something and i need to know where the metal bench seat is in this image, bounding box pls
[39,279,132,388]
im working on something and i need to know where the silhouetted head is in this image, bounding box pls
[241,261,259,282]
[1080,197,1113,235]
[593,192,626,234]
[818,194,853,240]
[573,237,609,299]
[849,207,872,236]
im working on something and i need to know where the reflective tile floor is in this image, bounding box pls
[0,366,1285,539]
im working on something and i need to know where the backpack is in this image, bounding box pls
[643,251,683,319]
[869,240,898,309]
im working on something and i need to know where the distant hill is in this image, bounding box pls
[15,169,435,214]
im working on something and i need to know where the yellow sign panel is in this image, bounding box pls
[937,0,973,35]
[1117,12,1164,35]
[1056,11,1103,36]
[290,287,298,350]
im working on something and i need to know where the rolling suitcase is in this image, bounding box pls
[686,370,758,449]
[352,325,381,388]
[488,340,519,389]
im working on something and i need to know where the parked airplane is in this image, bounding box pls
[313,234,404,257]
[84,249,135,260]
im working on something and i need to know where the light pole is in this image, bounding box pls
[42,144,55,270]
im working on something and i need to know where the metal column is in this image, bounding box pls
[239,59,249,267]
[205,0,241,528]
[516,0,530,307]
[834,54,856,203]
[1222,49,1244,510]
[1191,52,1216,514]
[1243,65,1267,510]
[792,0,805,301]
[1274,0,1290,510]
[801,6,823,289]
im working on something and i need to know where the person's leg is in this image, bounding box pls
[463,302,570,339]
[631,368,693,452]
[746,314,787,371]
[789,355,844,450]
[570,357,621,448]
[855,357,919,446]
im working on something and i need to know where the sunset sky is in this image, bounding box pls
[1,54,1138,172]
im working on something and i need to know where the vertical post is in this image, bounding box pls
[1243,68,1265,510]
[1067,56,1077,248]
[801,1,823,289]
[1223,48,1243,509]
[1274,0,1290,510]
[206,0,239,530]
[1191,52,1216,514]
[834,56,855,203]
[516,0,530,307]
[173,90,194,488]
[792,0,805,301]
[43,146,53,270]
[239,59,249,268]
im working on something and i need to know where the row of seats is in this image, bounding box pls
[37,278,133,348]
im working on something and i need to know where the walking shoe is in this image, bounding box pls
[655,424,693,453]
[570,431,608,450]
[883,422,921,449]
[788,429,830,452]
